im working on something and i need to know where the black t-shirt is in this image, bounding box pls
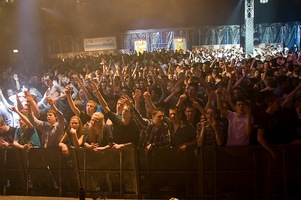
[287,112,301,142]
[107,111,140,147]
[0,126,16,144]
[79,111,91,125]
[258,110,291,144]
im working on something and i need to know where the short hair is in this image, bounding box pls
[188,82,198,90]
[233,87,243,92]
[184,104,195,110]
[151,107,164,117]
[169,107,180,115]
[47,109,57,117]
[234,97,246,105]
[74,100,84,111]
[87,100,98,112]
[43,73,54,80]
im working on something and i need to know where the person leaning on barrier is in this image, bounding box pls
[28,96,65,148]
[279,81,301,145]
[196,107,225,147]
[0,117,16,147]
[167,107,197,151]
[144,89,197,151]
[82,112,113,152]
[289,99,301,144]
[59,115,84,156]
[257,92,297,160]
[216,89,253,146]
[129,92,170,153]
[10,106,41,150]
[91,81,140,150]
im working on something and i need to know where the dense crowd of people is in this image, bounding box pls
[0,46,301,160]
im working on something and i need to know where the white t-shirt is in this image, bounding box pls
[226,110,250,146]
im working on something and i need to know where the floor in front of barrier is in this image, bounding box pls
[0,196,177,200]
[0,197,79,200]
[0,196,149,200]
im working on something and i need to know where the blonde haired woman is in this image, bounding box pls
[83,112,113,151]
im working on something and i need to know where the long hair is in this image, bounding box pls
[68,115,84,138]
[86,112,104,144]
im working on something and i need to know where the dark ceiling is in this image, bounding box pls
[0,0,300,66]
[0,0,300,37]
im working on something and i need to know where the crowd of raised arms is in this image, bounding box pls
[0,46,301,160]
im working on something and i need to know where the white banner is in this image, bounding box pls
[84,37,117,51]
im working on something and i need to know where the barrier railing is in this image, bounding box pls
[0,145,300,199]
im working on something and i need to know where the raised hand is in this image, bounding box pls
[9,106,18,113]
[132,89,142,102]
[179,93,187,101]
[215,89,222,96]
[46,96,54,106]
[13,73,18,81]
[208,90,217,102]
[69,128,77,136]
[64,85,72,96]
[143,91,151,100]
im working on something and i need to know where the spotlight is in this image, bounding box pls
[260,0,268,4]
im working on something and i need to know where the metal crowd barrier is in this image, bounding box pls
[0,145,300,199]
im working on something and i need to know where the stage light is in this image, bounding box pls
[12,49,19,53]
[260,0,268,4]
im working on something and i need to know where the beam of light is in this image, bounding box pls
[227,0,244,25]
[12,0,41,72]
[41,6,65,18]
